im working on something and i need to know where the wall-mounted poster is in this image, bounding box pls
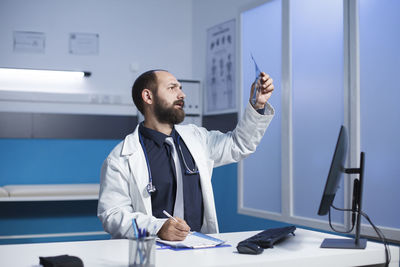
[205,19,236,114]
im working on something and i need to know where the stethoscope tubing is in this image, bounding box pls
[138,131,199,195]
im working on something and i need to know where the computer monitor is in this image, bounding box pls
[317,125,367,249]
[317,126,348,216]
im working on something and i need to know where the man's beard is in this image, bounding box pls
[153,94,185,125]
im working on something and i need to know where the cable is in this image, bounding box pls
[359,210,391,267]
[328,205,355,234]
[330,205,391,267]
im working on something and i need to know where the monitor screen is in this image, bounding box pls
[317,125,348,216]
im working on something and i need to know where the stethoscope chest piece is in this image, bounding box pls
[147,183,156,194]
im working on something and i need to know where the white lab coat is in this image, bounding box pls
[97,103,274,239]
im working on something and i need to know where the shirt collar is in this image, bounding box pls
[139,122,178,147]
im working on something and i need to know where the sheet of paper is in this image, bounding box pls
[157,232,225,249]
[250,54,262,106]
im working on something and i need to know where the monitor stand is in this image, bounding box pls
[321,152,367,249]
[321,237,367,249]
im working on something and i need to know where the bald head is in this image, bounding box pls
[131,69,167,114]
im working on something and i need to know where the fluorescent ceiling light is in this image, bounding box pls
[0,68,91,80]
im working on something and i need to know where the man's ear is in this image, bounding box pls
[142,89,153,105]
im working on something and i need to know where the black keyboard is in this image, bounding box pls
[238,226,296,249]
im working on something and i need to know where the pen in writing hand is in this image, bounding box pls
[162,210,178,222]
[163,210,193,236]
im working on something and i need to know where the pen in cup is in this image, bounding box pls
[132,218,139,239]
[162,210,178,222]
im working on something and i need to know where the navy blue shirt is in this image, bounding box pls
[138,123,204,231]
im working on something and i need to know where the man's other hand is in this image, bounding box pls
[250,72,274,110]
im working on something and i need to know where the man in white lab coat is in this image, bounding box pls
[98,69,274,241]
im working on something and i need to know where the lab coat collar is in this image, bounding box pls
[139,122,177,148]
[121,125,140,156]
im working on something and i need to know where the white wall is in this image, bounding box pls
[0,0,265,115]
[0,0,268,95]
[0,0,193,96]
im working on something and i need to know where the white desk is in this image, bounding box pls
[0,228,398,267]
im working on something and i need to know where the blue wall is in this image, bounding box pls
[212,163,287,233]
[0,139,120,185]
[0,138,120,244]
[0,139,283,244]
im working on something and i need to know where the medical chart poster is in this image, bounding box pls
[205,19,236,114]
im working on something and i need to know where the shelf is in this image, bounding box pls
[0,195,98,202]
[0,184,99,202]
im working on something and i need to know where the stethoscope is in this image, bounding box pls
[139,131,199,195]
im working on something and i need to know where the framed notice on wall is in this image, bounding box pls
[205,19,236,115]
[69,33,99,55]
[13,31,46,54]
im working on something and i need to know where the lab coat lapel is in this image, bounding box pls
[122,128,153,215]
[175,126,211,180]
[176,126,218,233]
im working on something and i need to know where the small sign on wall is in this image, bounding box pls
[13,31,46,54]
[69,33,99,55]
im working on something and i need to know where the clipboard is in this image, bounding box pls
[156,232,226,249]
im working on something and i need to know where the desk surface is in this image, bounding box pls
[0,228,398,267]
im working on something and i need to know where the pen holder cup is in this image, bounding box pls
[128,236,156,267]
